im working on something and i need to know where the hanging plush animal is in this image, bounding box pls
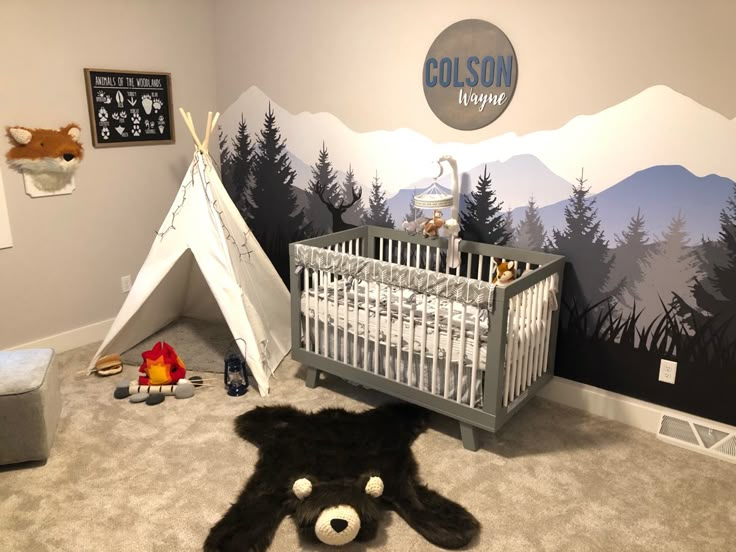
[5,124,84,197]
[423,209,445,238]
[204,403,480,551]
[492,258,517,284]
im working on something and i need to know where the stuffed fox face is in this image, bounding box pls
[6,124,84,174]
[492,258,516,284]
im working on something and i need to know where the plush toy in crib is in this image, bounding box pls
[492,259,517,284]
[138,341,186,385]
[423,209,445,238]
[204,403,480,551]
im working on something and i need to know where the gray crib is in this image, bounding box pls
[289,226,565,450]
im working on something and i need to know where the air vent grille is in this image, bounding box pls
[657,413,735,464]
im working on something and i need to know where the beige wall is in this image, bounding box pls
[0,0,217,348]
[213,0,736,141]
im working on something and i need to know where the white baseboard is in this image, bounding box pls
[539,376,736,435]
[8,318,113,354]
[7,322,732,437]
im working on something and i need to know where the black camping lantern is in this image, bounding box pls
[224,339,249,397]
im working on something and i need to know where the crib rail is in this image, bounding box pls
[289,225,565,436]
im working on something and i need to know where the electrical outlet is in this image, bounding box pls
[659,359,677,384]
[121,275,132,293]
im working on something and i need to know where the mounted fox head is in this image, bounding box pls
[6,124,84,174]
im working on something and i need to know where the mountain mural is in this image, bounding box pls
[218,84,736,426]
[513,165,735,241]
[220,85,736,197]
[387,154,572,223]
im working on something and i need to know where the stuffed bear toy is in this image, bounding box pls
[204,403,480,551]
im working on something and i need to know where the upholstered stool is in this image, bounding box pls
[0,348,61,465]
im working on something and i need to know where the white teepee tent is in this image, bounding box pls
[90,109,290,396]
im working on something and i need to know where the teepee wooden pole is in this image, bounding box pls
[203,111,213,150]
[179,107,203,151]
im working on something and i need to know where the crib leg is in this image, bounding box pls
[305,366,320,389]
[459,423,480,451]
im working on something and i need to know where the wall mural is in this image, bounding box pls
[217,85,736,425]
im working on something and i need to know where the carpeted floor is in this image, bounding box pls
[1,343,734,552]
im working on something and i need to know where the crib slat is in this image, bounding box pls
[477,254,484,281]
[352,275,359,368]
[333,263,339,360]
[386,281,393,379]
[536,276,550,378]
[374,280,381,374]
[431,295,441,396]
[528,283,542,385]
[518,288,533,396]
[396,287,403,383]
[343,272,348,364]
[304,267,311,353]
[469,304,481,408]
[457,302,468,404]
[379,238,384,262]
[363,279,370,371]
[408,289,416,387]
[443,298,453,399]
[419,286,429,391]
[504,294,519,406]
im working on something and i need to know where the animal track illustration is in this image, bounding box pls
[141,94,153,115]
[98,107,108,122]
[101,126,110,140]
[152,98,163,112]
[131,113,141,124]
[132,125,141,137]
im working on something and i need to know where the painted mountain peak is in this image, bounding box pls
[221,84,736,198]
[515,164,736,242]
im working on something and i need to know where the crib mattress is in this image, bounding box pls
[301,280,490,368]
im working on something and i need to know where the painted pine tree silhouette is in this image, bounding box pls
[306,143,340,233]
[459,165,511,245]
[550,169,620,308]
[341,166,366,226]
[230,115,255,220]
[608,209,650,309]
[514,196,546,251]
[503,209,514,245]
[402,191,425,223]
[217,126,235,198]
[250,104,308,278]
[632,212,702,329]
[691,182,736,338]
[362,172,395,228]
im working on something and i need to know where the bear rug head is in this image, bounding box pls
[204,403,480,551]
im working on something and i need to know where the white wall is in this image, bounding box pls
[0,0,217,349]
[213,0,736,142]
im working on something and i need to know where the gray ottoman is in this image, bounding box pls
[0,348,61,465]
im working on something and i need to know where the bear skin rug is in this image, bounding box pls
[204,403,480,551]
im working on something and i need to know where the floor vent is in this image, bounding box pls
[657,414,736,464]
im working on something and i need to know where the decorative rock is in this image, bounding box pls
[174,381,195,399]
[145,394,165,406]
[189,376,204,387]
[129,392,149,403]
[114,380,131,400]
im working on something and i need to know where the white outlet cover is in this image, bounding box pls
[659,359,677,384]
[121,275,132,293]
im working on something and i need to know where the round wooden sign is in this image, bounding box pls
[423,19,518,130]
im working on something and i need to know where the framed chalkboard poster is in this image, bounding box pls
[83,68,175,148]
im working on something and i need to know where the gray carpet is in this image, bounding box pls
[1,342,734,552]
